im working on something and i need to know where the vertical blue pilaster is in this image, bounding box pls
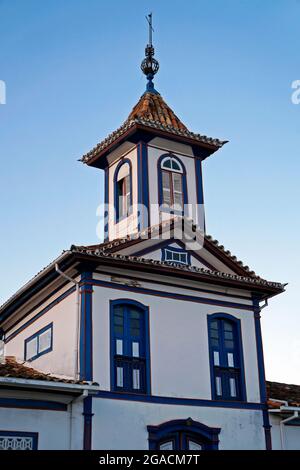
[79,272,93,382]
[137,141,150,232]
[194,158,205,232]
[104,167,109,242]
[253,296,272,450]
[83,396,93,450]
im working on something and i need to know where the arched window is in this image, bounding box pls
[110,299,150,394]
[208,314,246,401]
[158,154,187,213]
[114,160,132,221]
[148,418,221,450]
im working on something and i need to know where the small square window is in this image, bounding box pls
[25,324,52,361]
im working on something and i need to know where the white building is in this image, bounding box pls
[0,29,298,451]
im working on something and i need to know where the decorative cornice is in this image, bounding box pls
[71,244,285,292]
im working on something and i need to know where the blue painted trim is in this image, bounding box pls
[157,153,188,216]
[114,158,133,223]
[94,390,264,410]
[104,167,109,242]
[79,272,93,382]
[194,158,205,231]
[161,245,191,265]
[110,298,151,395]
[148,419,220,450]
[137,142,150,231]
[207,313,247,402]
[5,286,76,343]
[0,430,38,449]
[24,322,53,362]
[252,296,272,450]
[0,398,67,411]
[89,279,254,311]
[83,396,93,450]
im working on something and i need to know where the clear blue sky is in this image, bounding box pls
[0,0,299,384]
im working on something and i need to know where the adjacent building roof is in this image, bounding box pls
[267,381,300,408]
[0,356,84,384]
[81,91,227,166]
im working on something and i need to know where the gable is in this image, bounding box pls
[113,237,238,275]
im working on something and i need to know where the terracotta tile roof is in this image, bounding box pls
[0,356,85,384]
[127,92,188,131]
[267,381,300,408]
[81,92,227,165]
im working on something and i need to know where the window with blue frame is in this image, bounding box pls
[158,154,187,214]
[162,246,191,265]
[114,160,132,222]
[110,300,150,394]
[208,314,246,401]
[148,419,220,450]
[24,323,53,362]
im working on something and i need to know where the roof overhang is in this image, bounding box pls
[0,376,100,396]
[0,242,285,326]
[82,123,225,169]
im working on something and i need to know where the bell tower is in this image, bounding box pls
[81,14,227,241]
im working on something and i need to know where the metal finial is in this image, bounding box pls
[141,13,159,93]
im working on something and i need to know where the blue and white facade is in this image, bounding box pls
[0,42,292,449]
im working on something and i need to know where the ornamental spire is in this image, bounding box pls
[141,13,159,94]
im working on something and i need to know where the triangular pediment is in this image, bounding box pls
[90,219,257,278]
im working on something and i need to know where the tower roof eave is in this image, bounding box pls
[80,117,227,169]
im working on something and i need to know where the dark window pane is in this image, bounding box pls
[224,331,234,340]
[130,309,141,320]
[225,339,234,349]
[114,307,124,335]
[224,321,233,332]
[211,338,219,348]
[172,160,181,171]
[130,308,141,337]
[163,159,172,169]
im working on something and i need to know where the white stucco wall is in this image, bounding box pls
[92,274,260,403]
[5,287,77,379]
[91,397,265,450]
[0,403,83,450]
